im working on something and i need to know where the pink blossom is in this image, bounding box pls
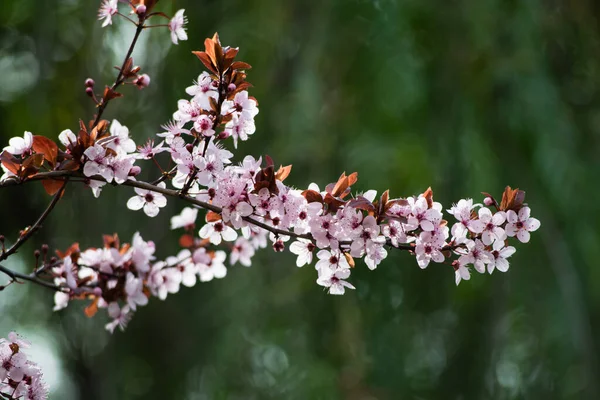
[198,251,227,282]
[415,233,445,269]
[289,239,316,267]
[199,221,238,245]
[487,241,516,273]
[454,260,471,286]
[105,303,132,333]
[230,237,255,267]
[107,119,136,154]
[98,0,118,27]
[3,131,33,157]
[193,115,215,137]
[315,249,350,271]
[186,72,218,108]
[317,268,355,295]
[458,239,491,273]
[478,208,507,245]
[505,207,540,243]
[169,9,188,45]
[447,198,484,238]
[126,182,167,217]
[170,207,198,230]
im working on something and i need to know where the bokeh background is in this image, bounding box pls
[1,0,599,399]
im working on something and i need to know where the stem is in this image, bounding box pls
[91,20,145,129]
[0,264,63,292]
[0,181,68,263]
[0,171,459,252]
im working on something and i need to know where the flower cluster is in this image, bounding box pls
[0,332,48,400]
[98,0,188,45]
[51,231,228,333]
[0,4,541,335]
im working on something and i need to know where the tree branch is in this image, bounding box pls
[91,19,145,129]
[0,171,460,253]
[0,181,67,263]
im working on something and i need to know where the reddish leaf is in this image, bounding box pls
[499,186,526,211]
[347,197,376,213]
[275,165,292,182]
[230,61,252,70]
[301,189,323,204]
[84,298,99,318]
[324,193,346,213]
[41,179,64,196]
[265,155,274,167]
[0,151,20,174]
[343,252,355,268]
[19,154,44,179]
[55,243,80,259]
[103,86,123,102]
[330,173,349,198]
[206,211,222,222]
[103,234,120,249]
[422,187,433,209]
[347,172,358,186]
[179,234,194,248]
[32,135,58,166]
[192,51,218,74]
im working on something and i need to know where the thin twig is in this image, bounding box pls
[0,181,68,263]
[0,264,63,292]
[91,19,145,129]
[0,171,464,253]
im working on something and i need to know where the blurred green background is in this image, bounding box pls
[1,0,599,399]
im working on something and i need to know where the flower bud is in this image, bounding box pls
[0,235,4,243]
[93,287,103,296]
[34,250,40,259]
[129,166,142,176]
[217,131,230,140]
[273,240,285,252]
[85,87,95,97]
[484,197,494,207]
[136,4,147,16]
[85,78,95,87]
[227,83,236,92]
[49,256,57,264]
[41,244,49,254]
[185,143,194,152]
[134,74,151,90]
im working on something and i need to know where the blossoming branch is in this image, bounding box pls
[0,0,540,336]
[0,332,48,400]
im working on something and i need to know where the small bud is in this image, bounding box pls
[451,260,460,271]
[136,4,147,16]
[41,244,49,255]
[227,83,236,92]
[218,131,230,140]
[49,256,57,265]
[85,87,95,97]
[133,74,150,90]
[273,240,285,252]
[93,287,103,296]
[129,166,142,177]
[185,143,194,152]
[85,78,95,87]
[484,197,494,207]
[0,235,5,243]
[34,250,40,259]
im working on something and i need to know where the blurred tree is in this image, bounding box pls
[0,0,599,399]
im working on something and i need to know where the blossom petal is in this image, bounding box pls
[127,196,145,210]
[516,229,530,243]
